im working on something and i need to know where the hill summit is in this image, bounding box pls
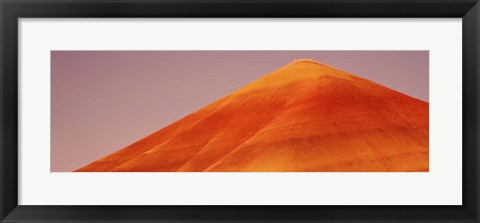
[76,59,429,172]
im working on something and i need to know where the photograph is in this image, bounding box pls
[51,51,429,172]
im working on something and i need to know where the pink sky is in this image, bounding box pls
[51,51,429,171]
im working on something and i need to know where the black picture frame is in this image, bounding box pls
[1,0,479,222]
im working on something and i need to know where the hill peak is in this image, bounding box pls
[290,59,325,65]
[287,59,346,73]
[289,59,336,67]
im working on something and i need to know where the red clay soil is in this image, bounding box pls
[76,59,429,172]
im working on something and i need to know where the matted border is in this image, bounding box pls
[19,19,459,206]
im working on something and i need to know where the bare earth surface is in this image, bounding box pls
[76,59,429,172]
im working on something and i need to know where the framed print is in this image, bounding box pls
[1,0,479,222]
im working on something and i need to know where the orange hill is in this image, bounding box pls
[76,59,429,172]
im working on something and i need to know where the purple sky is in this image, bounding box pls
[51,51,429,172]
